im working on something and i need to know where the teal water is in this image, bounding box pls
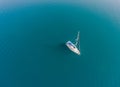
[0,3,120,87]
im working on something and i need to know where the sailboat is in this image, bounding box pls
[66,31,80,55]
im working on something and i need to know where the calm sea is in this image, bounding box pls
[0,3,120,87]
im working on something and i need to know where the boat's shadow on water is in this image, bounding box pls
[56,43,72,56]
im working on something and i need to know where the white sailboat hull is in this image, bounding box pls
[66,41,80,55]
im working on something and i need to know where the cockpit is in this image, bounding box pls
[68,42,76,48]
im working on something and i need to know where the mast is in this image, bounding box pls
[75,31,80,47]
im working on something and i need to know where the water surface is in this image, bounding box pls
[0,3,120,87]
